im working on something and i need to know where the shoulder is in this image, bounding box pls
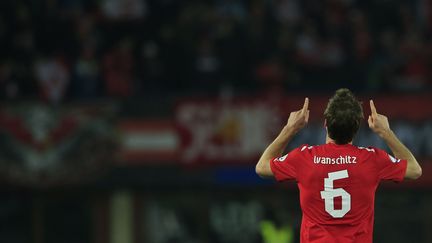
[297,144,334,154]
[294,144,318,158]
[356,146,391,155]
[356,146,378,153]
[299,144,314,152]
[354,146,389,161]
[284,144,314,158]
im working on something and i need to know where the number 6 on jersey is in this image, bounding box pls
[320,170,351,218]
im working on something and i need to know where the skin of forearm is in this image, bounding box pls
[380,129,421,178]
[380,130,414,160]
[257,126,296,168]
[256,98,308,177]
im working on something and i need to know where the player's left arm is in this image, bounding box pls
[255,98,310,178]
[368,100,422,180]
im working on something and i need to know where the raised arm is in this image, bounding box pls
[255,98,310,178]
[368,100,422,179]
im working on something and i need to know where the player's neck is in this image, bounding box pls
[325,134,353,145]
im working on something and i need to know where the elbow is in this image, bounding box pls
[255,164,264,177]
[407,165,422,180]
[413,166,422,180]
[255,162,272,178]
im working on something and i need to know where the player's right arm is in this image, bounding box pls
[368,100,422,179]
[255,98,309,178]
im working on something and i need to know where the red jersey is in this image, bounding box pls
[270,143,407,243]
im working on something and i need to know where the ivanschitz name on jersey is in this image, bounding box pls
[313,155,357,165]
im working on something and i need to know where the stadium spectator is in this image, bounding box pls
[102,40,134,97]
[0,62,19,100]
[101,0,148,20]
[255,56,285,89]
[34,55,70,104]
[138,41,165,93]
[194,38,221,90]
[295,23,321,66]
[72,45,101,99]
[0,0,431,100]
[273,0,301,26]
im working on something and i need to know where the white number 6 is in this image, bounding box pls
[320,170,351,218]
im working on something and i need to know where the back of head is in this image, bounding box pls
[324,88,363,144]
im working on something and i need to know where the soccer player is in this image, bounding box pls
[255,88,422,243]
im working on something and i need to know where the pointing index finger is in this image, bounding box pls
[302,97,309,113]
[370,99,377,115]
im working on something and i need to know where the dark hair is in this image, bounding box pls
[324,88,363,144]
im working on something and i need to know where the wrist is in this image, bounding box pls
[280,125,298,138]
[378,128,393,139]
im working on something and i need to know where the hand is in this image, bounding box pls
[368,100,391,137]
[286,97,310,133]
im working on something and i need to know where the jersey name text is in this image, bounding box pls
[313,156,357,165]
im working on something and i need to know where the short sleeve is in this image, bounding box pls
[374,147,407,182]
[270,145,305,182]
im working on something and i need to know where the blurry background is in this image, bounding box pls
[0,0,432,242]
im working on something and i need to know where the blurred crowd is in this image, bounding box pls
[1,0,432,103]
